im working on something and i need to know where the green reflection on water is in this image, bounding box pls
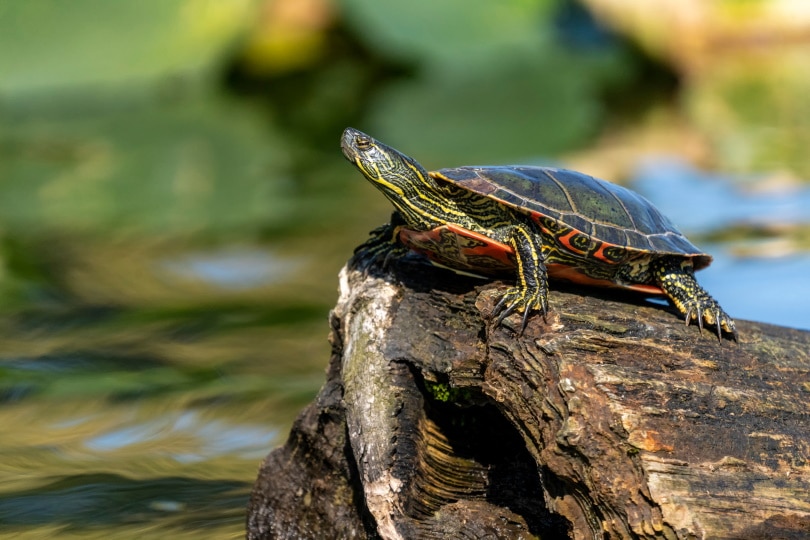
[0,95,293,234]
[0,0,255,99]
[0,86,352,537]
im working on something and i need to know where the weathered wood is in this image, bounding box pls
[247,258,810,540]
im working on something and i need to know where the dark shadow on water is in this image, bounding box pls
[0,352,220,405]
[9,302,327,336]
[0,473,250,528]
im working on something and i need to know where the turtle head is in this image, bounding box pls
[341,128,434,199]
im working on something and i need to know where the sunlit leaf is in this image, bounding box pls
[339,0,555,66]
[366,50,622,164]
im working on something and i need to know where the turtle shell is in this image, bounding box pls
[430,166,712,270]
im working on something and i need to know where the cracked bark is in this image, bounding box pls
[247,258,810,540]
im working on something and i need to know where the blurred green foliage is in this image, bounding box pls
[685,45,810,179]
[338,0,607,162]
[368,50,624,164]
[0,0,254,100]
[339,0,556,66]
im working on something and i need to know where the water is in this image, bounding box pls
[1,2,809,538]
[0,95,384,537]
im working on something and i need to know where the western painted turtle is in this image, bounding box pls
[341,127,737,340]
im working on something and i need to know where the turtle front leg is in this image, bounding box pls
[492,224,549,333]
[652,257,738,341]
[352,212,410,271]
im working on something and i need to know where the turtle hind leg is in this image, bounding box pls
[651,257,738,341]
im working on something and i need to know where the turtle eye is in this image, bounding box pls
[355,135,372,150]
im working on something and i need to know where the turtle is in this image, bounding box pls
[341,127,737,340]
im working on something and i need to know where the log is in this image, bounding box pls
[247,257,810,540]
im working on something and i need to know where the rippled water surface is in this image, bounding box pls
[1,2,809,538]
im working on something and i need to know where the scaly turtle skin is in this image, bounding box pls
[341,128,737,340]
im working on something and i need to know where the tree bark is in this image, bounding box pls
[247,258,810,540]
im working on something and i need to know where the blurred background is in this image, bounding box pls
[0,0,808,537]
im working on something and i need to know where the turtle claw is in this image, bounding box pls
[491,284,548,335]
[493,290,521,329]
[683,306,720,342]
[492,295,512,323]
[681,300,738,343]
[521,305,533,331]
[714,309,722,342]
[683,307,693,327]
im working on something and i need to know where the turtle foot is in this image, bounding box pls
[653,257,738,342]
[351,223,408,273]
[492,284,548,335]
